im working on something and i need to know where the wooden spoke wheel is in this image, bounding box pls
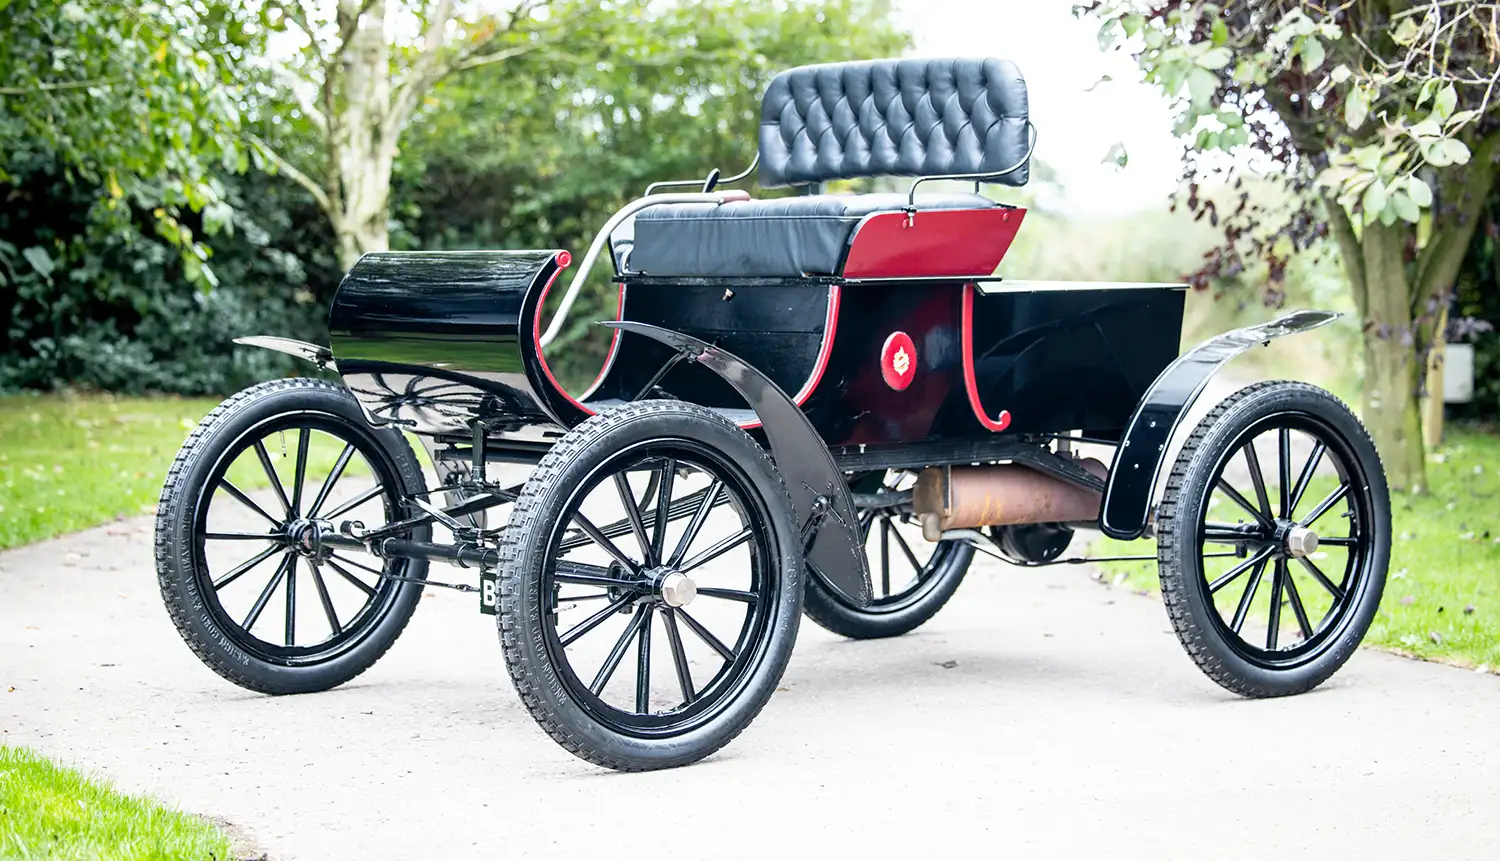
[496,401,802,771]
[1156,382,1390,697]
[155,380,430,694]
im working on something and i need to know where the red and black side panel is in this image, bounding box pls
[571,281,839,429]
[328,249,568,435]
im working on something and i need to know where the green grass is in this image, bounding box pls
[1093,426,1500,670]
[0,745,235,860]
[0,393,219,550]
[0,391,376,551]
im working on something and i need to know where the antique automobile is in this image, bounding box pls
[155,57,1391,771]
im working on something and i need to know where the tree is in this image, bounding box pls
[0,0,251,287]
[1086,1,1500,491]
[250,0,610,269]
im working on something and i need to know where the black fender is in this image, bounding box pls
[1099,310,1340,540]
[233,336,334,369]
[604,321,873,608]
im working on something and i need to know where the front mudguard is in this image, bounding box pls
[1099,309,1340,540]
[604,321,873,608]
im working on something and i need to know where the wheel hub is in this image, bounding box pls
[286,518,334,561]
[1283,524,1319,558]
[644,568,696,607]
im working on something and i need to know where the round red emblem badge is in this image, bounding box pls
[880,331,918,391]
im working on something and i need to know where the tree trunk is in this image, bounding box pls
[332,0,394,272]
[1360,220,1427,491]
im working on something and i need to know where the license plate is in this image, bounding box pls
[479,569,499,615]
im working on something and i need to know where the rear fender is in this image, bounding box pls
[1098,310,1340,540]
[604,321,873,608]
[233,336,334,370]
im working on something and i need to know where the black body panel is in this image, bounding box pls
[328,250,567,435]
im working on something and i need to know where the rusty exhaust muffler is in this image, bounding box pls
[911,459,1107,541]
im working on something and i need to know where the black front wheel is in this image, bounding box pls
[496,401,803,771]
[1156,381,1390,698]
[155,379,431,694]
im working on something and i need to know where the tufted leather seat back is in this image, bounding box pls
[758,57,1030,189]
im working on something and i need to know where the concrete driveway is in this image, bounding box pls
[3,504,1498,860]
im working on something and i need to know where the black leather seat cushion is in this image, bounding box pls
[759,58,1030,189]
[628,192,995,278]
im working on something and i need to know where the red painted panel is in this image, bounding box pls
[840,207,1026,280]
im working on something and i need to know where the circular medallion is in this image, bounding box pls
[880,331,918,391]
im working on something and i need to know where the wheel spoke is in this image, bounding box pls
[679,527,753,573]
[559,594,637,647]
[242,555,291,632]
[329,552,386,579]
[213,544,284,590]
[1266,559,1286,649]
[284,556,299,646]
[306,443,356,518]
[1202,522,1267,544]
[1288,442,1327,516]
[1241,441,1273,521]
[677,608,735,663]
[321,484,387,521]
[1216,479,1272,529]
[1229,556,1269,634]
[612,473,653,564]
[217,480,282,529]
[635,605,654,713]
[1207,546,1274,593]
[325,557,377,597]
[204,531,283,541]
[1317,536,1357,547]
[650,459,677,565]
[886,521,926,576]
[289,428,311,516]
[696,587,758,603]
[879,518,891,595]
[1299,483,1350,528]
[662,608,695,706]
[590,605,648,695]
[253,439,293,517]
[309,563,343,636]
[568,512,643,574]
[1283,564,1315,641]
[1295,555,1346,602]
[1277,427,1292,519]
[668,478,723,567]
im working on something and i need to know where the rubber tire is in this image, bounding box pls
[802,534,973,640]
[1156,381,1391,698]
[496,401,803,771]
[155,378,431,695]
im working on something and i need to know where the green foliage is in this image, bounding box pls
[0,153,335,394]
[0,0,255,289]
[0,744,235,860]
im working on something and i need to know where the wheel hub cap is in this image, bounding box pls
[657,571,697,607]
[1284,525,1319,558]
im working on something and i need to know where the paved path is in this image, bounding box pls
[4,497,1498,860]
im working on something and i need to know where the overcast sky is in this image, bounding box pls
[897,0,1184,215]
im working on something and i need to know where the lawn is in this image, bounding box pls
[0,391,375,551]
[1091,425,1500,670]
[0,745,235,860]
[0,393,219,550]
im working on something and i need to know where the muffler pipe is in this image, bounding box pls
[911,459,1107,541]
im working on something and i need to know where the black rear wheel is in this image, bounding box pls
[1157,381,1389,697]
[155,379,430,694]
[802,470,974,640]
[497,401,802,771]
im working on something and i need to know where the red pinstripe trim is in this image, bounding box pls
[961,283,1012,432]
[738,283,841,431]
